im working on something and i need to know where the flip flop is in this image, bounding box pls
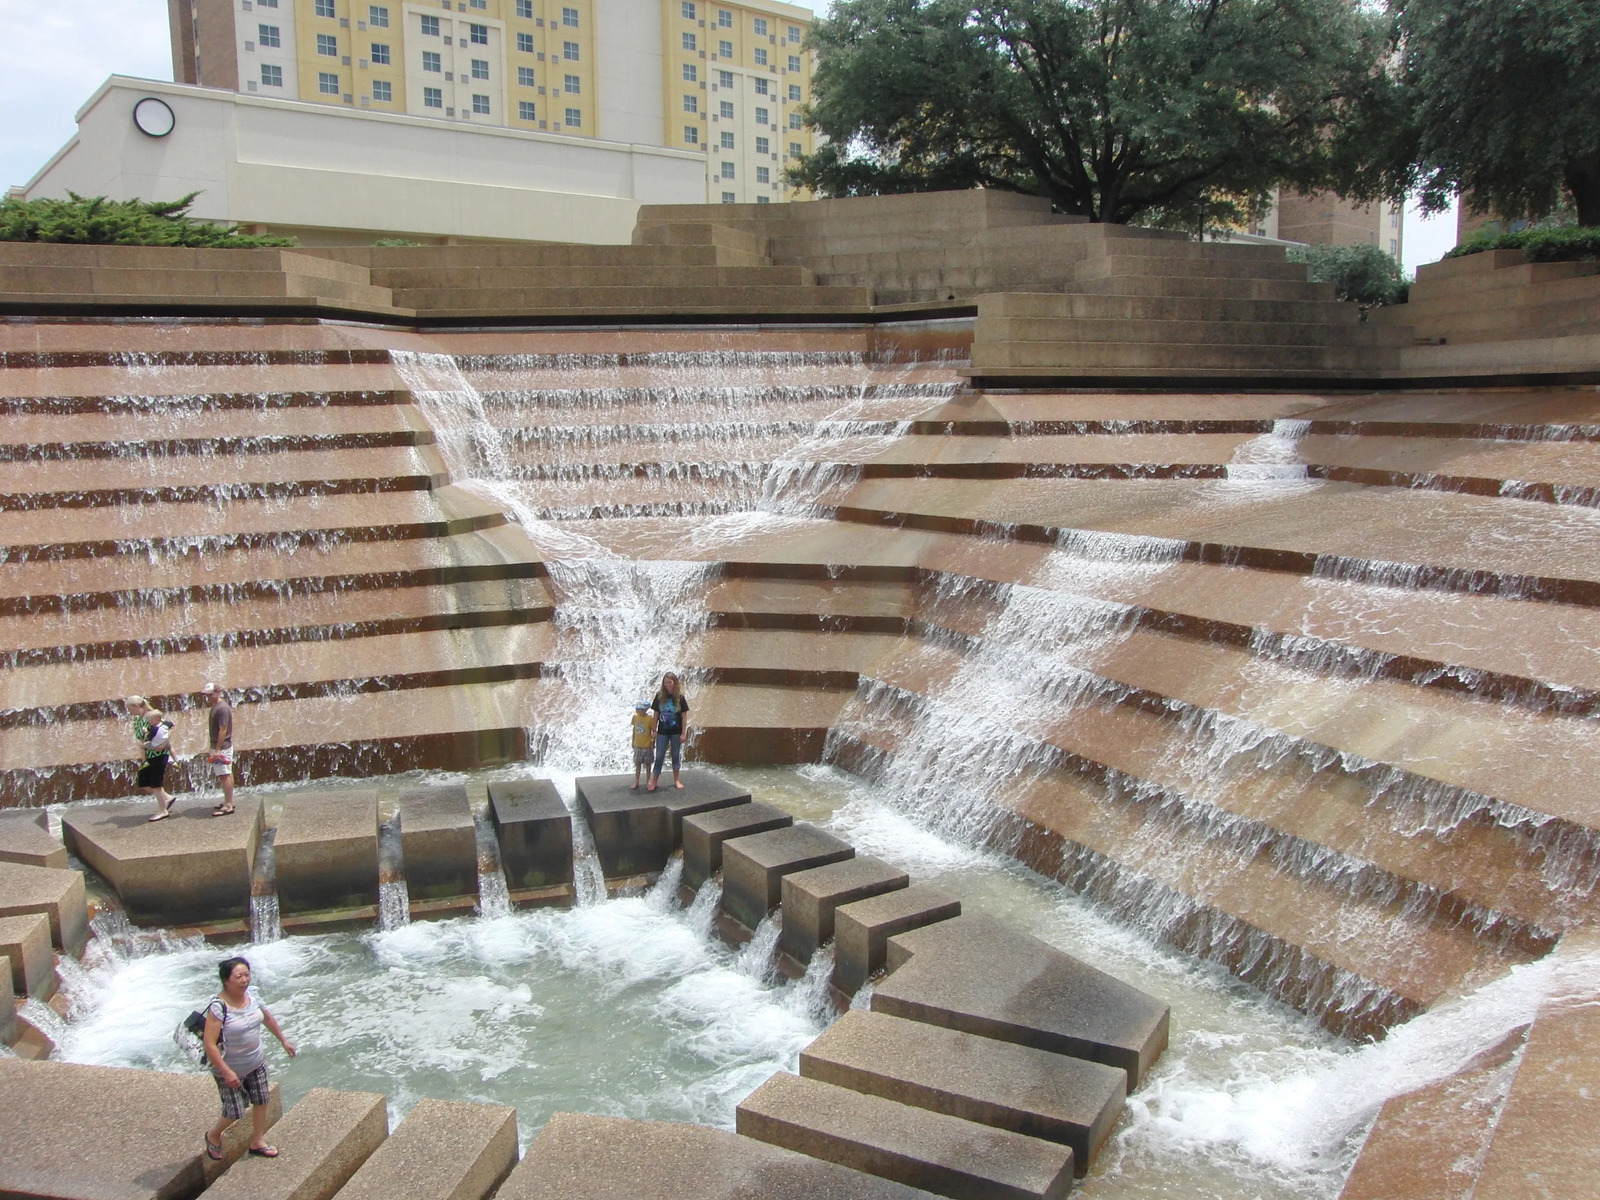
[212,806,236,817]
[147,809,171,822]
[247,1145,279,1158]
[205,1135,224,1161]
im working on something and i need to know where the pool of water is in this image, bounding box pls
[42,763,1386,1199]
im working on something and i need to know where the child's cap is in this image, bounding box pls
[634,699,650,710]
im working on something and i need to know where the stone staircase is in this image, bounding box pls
[1372,249,1600,345]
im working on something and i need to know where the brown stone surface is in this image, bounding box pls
[333,1098,517,1200]
[0,860,88,955]
[205,1087,388,1200]
[274,789,380,915]
[736,1071,1075,1200]
[801,1010,1126,1175]
[398,786,478,903]
[0,967,14,1047]
[61,798,262,928]
[0,912,55,1000]
[0,810,68,869]
[0,1058,280,1199]
[576,771,751,878]
[721,823,855,932]
[499,1110,940,1200]
[488,779,573,894]
[681,801,793,890]
[780,856,909,966]
[834,885,962,997]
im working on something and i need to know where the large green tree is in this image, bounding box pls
[792,0,1392,226]
[1394,0,1600,227]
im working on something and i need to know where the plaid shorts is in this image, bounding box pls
[215,1063,269,1120]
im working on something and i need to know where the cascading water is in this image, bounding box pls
[377,815,410,930]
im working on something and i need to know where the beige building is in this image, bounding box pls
[1256,189,1404,260]
[167,0,815,203]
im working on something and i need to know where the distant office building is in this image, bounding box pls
[167,0,816,204]
[1260,190,1403,260]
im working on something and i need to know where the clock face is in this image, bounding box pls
[133,97,176,138]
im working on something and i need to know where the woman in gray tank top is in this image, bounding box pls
[203,956,296,1160]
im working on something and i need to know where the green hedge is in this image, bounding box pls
[0,193,294,247]
[1444,226,1600,263]
[1285,242,1407,309]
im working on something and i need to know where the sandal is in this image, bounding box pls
[247,1145,279,1158]
[147,809,171,823]
[205,1135,224,1161]
[212,806,236,817]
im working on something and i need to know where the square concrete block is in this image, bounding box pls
[399,786,478,902]
[489,779,574,892]
[781,856,909,966]
[873,915,1170,1089]
[721,823,854,932]
[682,801,792,890]
[576,771,750,878]
[0,861,89,955]
[834,885,961,997]
[0,969,13,1047]
[274,790,379,915]
[336,1098,518,1200]
[0,809,68,870]
[204,1087,388,1200]
[60,798,262,929]
[737,1071,1074,1200]
[801,1010,1126,1176]
[0,913,56,1001]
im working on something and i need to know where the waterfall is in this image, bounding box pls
[738,914,783,984]
[377,815,410,930]
[1224,418,1314,485]
[249,830,281,944]
[474,808,512,919]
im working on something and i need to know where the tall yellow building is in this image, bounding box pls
[168,0,815,203]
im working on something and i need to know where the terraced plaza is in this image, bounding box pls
[3,190,1600,1198]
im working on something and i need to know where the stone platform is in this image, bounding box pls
[489,779,574,900]
[834,886,962,997]
[781,856,908,967]
[0,912,56,1000]
[575,770,750,879]
[721,823,854,932]
[0,860,89,955]
[0,809,68,869]
[335,1098,517,1200]
[274,789,379,915]
[682,800,793,890]
[203,1087,388,1200]
[398,786,478,906]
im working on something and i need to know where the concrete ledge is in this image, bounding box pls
[488,779,573,893]
[334,1097,518,1200]
[0,810,69,869]
[399,787,478,903]
[736,1071,1074,1200]
[721,823,854,932]
[206,1087,387,1200]
[497,1110,940,1200]
[0,913,55,1001]
[872,915,1169,1089]
[682,800,791,890]
[0,970,14,1047]
[576,771,751,878]
[61,798,261,929]
[274,790,379,915]
[781,856,909,966]
[834,885,961,997]
[801,1010,1125,1176]
[0,861,89,955]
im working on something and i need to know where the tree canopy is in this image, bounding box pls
[0,193,294,247]
[792,0,1392,226]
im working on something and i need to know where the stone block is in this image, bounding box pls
[780,856,909,966]
[682,800,792,890]
[205,1087,388,1200]
[737,1071,1074,1200]
[834,885,961,997]
[274,789,380,915]
[488,779,574,893]
[334,1097,518,1200]
[0,1058,281,1199]
[802,1010,1125,1175]
[0,809,68,869]
[0,969,13,1047]
[872,915,1169,1088]
[721,823,854,932]
[60,797,262,929]
[0,861,89,955]
[0,913,56,1001]
[399,786,478,902]
[497,1110,940,1200]
[576,771,750,878]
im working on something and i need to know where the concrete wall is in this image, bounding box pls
[22,76,706,245]
[597,0,667,145]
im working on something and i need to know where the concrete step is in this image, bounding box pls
[332,1098,517,1200]
[834,885,962,996]
[779,854,908,966]
[976,316,1373,347]
[721,821,854,930]
[388,285,874,314]
[970,340,1396,373]
[375,265,817,289]
[682,799,793,889]
[204,1087,388,1200]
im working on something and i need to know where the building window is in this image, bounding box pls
[756,136,768,154]
[563,40,579,59]
[319,71,341,94]
[789,141,800,156]
[756,166,770,183]
[718,69,732,87]
[684,95,698,112]
[518,66,535,85]
[718,9,731,26]
[1390,211,1400,228]
[682,32,696,50]
[258,24,281,47]
[681,0,695,16]
[718,39,732,56]
[260,63,284,86]
[722,191,736,203]
[684,125,699,143]
[424,85,443,107]
[754,48,767,65]
[563,6,579,26]
[721,161,735,178]
[471,58,489,78]
[315,0,335,16]
[755,105,768,124]
[517,31,534,51]
[720,131,733,148]
[788,25,800,42]
[757,194,770,203]
[753,17,767,35]
[564,106,581,125]
[469,23,488,44]
[789,112,801,128]
[473,93,490,113]
[517,0,533,14]
[372,79,392,101]
[788,84,800,101]
[1390,238,1399,254]
[370,5,389,26]
[259,0,278,6]
[471,0,487,8]
[720,100,733,118]
[420,14,439,35]
[684,64,697,81]
[317,33,338,55]
[564,73,580,93]
[788,55,800,72]
[520,100,536,119]
[371,42,390,63]
[423,51,441,71]
[754,78,767,95]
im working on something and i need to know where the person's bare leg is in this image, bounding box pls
[215,772,235,813]
[250,1102,271,1150]
[207,1113,233,1148]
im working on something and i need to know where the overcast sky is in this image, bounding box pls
[0,0,1457,269]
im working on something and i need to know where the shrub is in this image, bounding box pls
[1285,242,1407,309]
[372,237,421,247]
[1444,226,1600,263]
[0,193,294,247]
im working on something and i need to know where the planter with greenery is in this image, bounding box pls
[0,193,294,248]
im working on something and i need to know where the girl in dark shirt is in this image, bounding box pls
[647,672,690,792]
